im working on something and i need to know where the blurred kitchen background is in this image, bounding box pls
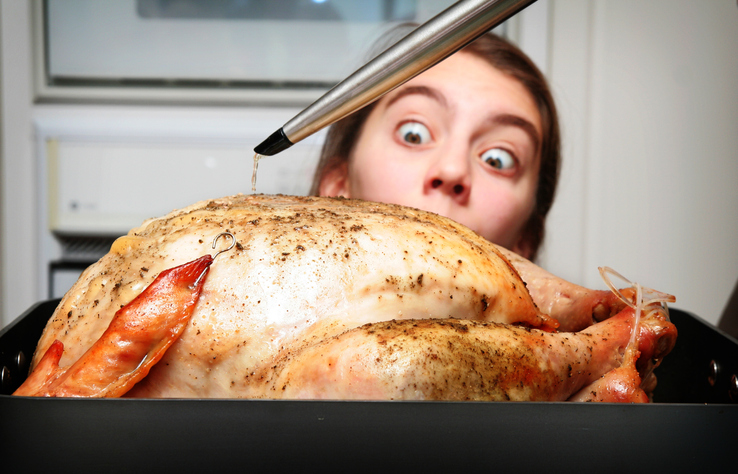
[1,0,737,330]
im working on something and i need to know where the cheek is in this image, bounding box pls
[346,131,422,202]
[473,181,537,245]
[348,160,417,203]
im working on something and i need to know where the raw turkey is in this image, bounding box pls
[17,194,677,401]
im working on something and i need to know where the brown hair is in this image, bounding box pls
[310,26,560,262]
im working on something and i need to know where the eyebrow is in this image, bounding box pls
[384,85,448,109]
[487,114,541,155]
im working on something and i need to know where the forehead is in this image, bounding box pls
[383,52,541,134]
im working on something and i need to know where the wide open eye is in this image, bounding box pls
[397,121,431,145]
[481,148,516,171]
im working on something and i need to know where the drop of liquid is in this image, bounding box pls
[251,153,262,193]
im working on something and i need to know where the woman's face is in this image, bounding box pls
[322,52,542,257]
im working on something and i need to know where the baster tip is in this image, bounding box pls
[254,128,293,156]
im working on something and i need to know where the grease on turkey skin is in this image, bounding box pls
[31,195,641,399]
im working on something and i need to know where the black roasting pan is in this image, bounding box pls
[1,299,737,472]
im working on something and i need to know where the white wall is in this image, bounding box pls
[0,0,36,327]
[541,0,738,324]
[2,0,738,327]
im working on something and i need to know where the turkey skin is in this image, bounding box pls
[27,194,675,400]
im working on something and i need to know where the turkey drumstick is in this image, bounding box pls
[255,304,676,401]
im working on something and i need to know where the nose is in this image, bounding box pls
[423,147,472,202]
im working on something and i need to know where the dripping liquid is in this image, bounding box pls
[251,153,262,193]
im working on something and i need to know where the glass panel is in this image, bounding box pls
[44,0,455,89]
[136,0,419,22]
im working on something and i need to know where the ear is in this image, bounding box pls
[318,163,350,198]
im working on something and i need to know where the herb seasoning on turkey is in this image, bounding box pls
[18,195,676,401]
